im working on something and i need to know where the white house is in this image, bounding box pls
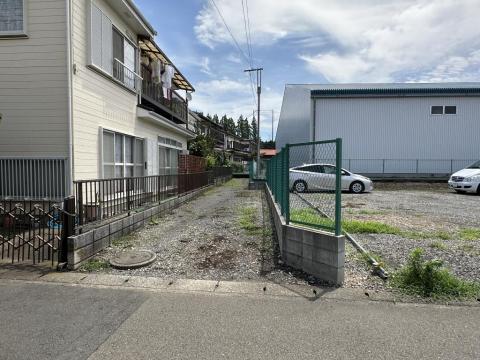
[0,0,195,200]
[276,83,480,177]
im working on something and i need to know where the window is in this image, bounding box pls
[431,106,443,115]
[89,3,113,74]
[89,3,139,91]
[158,136,182,177]
[431,105,457,115]
[322,165,336,174]
[445,106,457,115]
[0,0,26,36]
[103,130,144,178]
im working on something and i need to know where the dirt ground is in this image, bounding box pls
[304,182,480,289]
[85,179,323,286]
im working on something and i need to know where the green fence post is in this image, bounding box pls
[335,138,342,236]
[284,144,290,223]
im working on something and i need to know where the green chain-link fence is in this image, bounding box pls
[266,139,342,236]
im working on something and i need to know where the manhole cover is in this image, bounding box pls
[109,250,156,270]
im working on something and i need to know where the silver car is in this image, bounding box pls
[289,164,373,193]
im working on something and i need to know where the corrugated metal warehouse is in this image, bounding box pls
[275,83,480,178]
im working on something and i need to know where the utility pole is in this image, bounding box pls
[244,67,263,178]
[272,109,274,142]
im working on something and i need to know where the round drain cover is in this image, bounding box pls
[109,250,156,270]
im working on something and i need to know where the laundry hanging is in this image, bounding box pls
[151,59,162,84]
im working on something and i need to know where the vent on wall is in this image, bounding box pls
[0,158,67,200]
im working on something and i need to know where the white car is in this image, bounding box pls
[448,160,480,194]
[289,164,373,194]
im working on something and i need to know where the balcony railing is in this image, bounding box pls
[113,59,142,93]
[142,80,188,123]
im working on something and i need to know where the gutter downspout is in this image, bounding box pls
[66,0,74,196]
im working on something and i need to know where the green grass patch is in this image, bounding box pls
[290,208,401,234]
[81,258,110,272]
[404,230,452,241]
[391,248,480,299]
[239,207,263,236]
[459,228,480,241]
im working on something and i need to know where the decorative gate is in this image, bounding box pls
[0,198,75,265]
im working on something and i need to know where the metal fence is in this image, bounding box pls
[0,158,68,201]
[0,198,74,265]
[266,139,342,236]
[342,159,477,176]
[75,172,214,227]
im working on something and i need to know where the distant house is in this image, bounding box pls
[0,0,195,200]
[188,111,253,163]
[260,149,277,159]
[276,83,480,177]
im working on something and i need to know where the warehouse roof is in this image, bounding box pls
[306,82,480,98]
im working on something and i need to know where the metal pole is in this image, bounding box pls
[257,70,261,178]
[272,109,274,142]
[335,138,342,236]
[244,68,263,178]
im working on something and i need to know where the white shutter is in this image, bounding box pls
[101,13,113,75]
[89,3,102,68]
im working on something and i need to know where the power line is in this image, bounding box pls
[209,0,257,109]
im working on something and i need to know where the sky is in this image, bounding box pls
[135,0,480,141]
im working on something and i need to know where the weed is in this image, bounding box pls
[459,228,480,241]
[356,251,386,269]
[148,218,160,226]
[239,207,263,235]
[290,208,401,234]
[81,258,110,272]
[404,230,452,241]
[391,248,480,299]
[357,209,388,215]
[429,241,447,250]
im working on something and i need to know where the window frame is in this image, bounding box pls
[430,106,444,115]
[444,106,457,115]
[102,129,144,179]
[0,0,27,38]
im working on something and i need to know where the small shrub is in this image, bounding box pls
[459,228,480,241]
[391,248,480,299]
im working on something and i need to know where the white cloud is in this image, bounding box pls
[195,0,480,83]
[190,77,282,140]
[199,57,212,76]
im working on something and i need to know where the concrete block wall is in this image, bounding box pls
[67,186,209,270]
[265,187,345,285]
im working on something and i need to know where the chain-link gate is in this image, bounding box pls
[0,198,75,265]
[266,138,342,236]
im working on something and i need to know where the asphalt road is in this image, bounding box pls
[0,280,479,360]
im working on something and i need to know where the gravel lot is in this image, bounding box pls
[303,182,480,289]
[85,179,320,286]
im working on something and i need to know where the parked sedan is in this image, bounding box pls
[289,164,373,193]
[448,160,480,194]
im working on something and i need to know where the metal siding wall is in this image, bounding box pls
[275,86,312,150]
[315,96,480,173]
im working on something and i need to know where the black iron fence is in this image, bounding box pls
[74,170,231,228]
[0,198,74,265]
[211,166,233,180]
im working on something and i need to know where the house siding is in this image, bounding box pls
[0,0,68,157]
[71,0,188,181]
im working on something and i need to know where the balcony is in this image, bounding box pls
[141,80,188,124]
[113,59,142,93]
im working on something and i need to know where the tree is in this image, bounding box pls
[236,115,250,139]
[187,134,215,158]
[250,117,258,142]
[261,140,275,149]
[212,114,219,124]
